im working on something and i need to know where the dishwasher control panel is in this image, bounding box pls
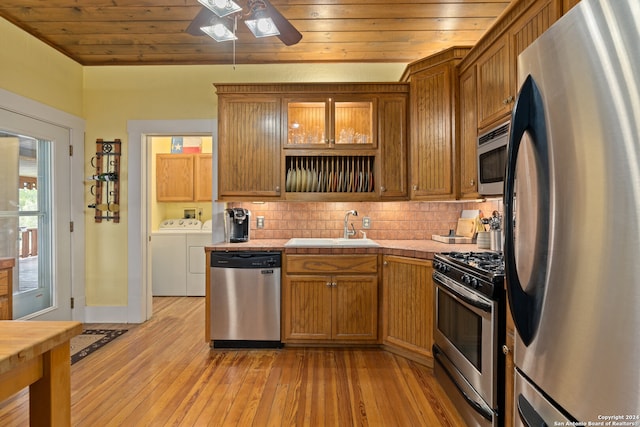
[210,251,281,269]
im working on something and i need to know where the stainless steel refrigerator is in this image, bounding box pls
[504,0,640,424]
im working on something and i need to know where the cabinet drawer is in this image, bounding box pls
[286,255,378,274]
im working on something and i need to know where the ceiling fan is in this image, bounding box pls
[186,0,303,46]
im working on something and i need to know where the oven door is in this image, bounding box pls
[433,271,498,407]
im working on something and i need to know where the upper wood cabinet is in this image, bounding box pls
[156,154,212,202]
[458,66,479,198]
[562,0,580,13]
[156,154,194,202]
[194,154,212,202]
[475,0,561,130]
[510,0,561,85]
[217,93,282,200]
[378,95,408,199]
[402,47,470,200]
[477,36,513,129]
[215,83,408,202]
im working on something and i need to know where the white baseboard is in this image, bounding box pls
[84,305,140,324]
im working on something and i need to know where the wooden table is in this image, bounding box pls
[0,321,82,426]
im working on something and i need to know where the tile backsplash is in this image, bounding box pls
[229,199,502,240]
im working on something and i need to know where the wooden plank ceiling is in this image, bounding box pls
[0,0,511,66]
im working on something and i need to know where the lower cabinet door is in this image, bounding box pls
[382,256,434,361]
[333,275,378,341]
[284,275,333,341]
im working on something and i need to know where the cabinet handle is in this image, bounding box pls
[502,344,510,355]
[470,179,475,186]
[380,186,386,193]
[412,184,418,191]
[503,95,515,105]
[332,282,337,287]
[326,282,332,287]
[275,186,281,192]
[383,261,388,266]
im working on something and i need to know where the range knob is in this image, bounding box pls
[436,262,449,273]
[470,277,479,288]
[462,274,471,285]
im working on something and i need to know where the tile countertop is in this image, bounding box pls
[205,239,479,260]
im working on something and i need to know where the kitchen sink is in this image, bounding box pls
[284,237,380,248]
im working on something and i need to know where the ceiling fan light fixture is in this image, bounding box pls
[245,15,280,38]
[198,0,242,18]
[201,21,237,42]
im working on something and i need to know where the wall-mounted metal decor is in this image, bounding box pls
[89,139,121,223]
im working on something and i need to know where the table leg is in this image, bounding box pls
[29,341,71,426]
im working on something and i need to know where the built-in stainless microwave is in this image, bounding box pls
[477,121,510,196]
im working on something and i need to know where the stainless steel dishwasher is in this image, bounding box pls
[209,251,282,348]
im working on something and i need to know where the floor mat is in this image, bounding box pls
[70,329,127,365]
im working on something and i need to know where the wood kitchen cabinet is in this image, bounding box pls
[477,35,513,130]
[563,0,580,13]
[156,154,194,201]
[0,258,15,320]
[510,0,560,85]
[283,254,379,344]
[216,91,282,200]
[402,47,469,200]
[156,153,212,202]
[378,95,408,199]
[476,0,560,130]
[194,154,212,201]
[381,255,434,366]
[458,66,479,198]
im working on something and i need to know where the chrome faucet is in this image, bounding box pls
[343,210,358,239]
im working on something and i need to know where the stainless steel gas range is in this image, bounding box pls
[432,251,506,427]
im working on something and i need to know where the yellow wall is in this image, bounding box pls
[0,18,83,116]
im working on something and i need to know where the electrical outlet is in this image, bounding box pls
[256,216,265,229]
[362,217,371,229]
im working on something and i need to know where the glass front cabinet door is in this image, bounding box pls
[284,97,376,148]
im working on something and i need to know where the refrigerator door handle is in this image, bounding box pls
[504,75,551,346]
[517,394,548,427]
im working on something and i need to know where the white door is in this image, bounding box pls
[0,108,72,320]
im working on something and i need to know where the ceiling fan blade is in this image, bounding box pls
[186,8,214,36]
[264,1,302,46]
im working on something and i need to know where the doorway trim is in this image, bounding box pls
[127,119,218,323]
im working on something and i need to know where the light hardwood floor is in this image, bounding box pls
[0,297,465,426]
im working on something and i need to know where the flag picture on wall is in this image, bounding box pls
[171,136,202,154]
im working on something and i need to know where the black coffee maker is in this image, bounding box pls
[224,208,251,243]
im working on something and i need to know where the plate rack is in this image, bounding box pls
[285,155,375,193]
[89,139,121,223]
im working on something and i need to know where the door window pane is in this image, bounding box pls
[0,132,52,318]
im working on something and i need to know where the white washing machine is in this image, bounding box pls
[152,218,211,296]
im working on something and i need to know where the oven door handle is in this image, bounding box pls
[434,273,492,313]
